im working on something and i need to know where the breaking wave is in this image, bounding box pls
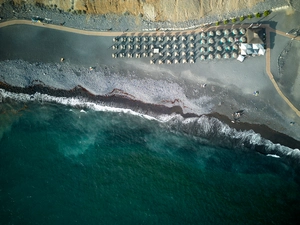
[1,88,299,164]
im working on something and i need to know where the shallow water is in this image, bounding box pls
[0,101,300,225]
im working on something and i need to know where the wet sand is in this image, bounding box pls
[1,81,300,150]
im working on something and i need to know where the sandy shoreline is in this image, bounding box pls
[1,7,300,148]
[1,81,300,150]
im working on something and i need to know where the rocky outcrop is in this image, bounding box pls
[2,0,271,22]
[3,0,298,22]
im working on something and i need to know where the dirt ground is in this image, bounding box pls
[2,0,266,22]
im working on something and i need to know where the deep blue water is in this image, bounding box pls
[1,101,300,225]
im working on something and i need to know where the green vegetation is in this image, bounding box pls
[263,10,270,16]
[223,19,228,25]
[232,18,237,23]
[240,16,245,21]
[248,14,253,19]
[255,12,261,18]
[216,21,220,26]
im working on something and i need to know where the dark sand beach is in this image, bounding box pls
[0,5,300,146]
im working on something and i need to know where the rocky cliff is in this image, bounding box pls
[2,0,269,22]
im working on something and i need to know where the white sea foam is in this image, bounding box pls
[0,88,157,121]
[1,88,299,161]
[267,154,280,158]
[158,113,300,161]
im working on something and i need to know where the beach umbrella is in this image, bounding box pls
[232,52,238,58]
[166,36,171,41]
[113,37,117,42]
[159,44,163,49]
[120,53,125,58]
[135,53,140,58]
[200,32,206,38]
[173,36,178,41]
[166,44,171,49]
[182,59,187,64]
[189,51,194,56]
[240,28,246,34]
[200,55,205,60]
[228,37,234,42]
[240,36,246,43]
[135,44,140,49]
[127,45,132,50]
[190,35,195,41]
[143,36,148,42]
[122,37,127,42]
[167,52,171,56]
[208,46,214,52]
[224,53,229,59]
[174,51,179,56]
[159,52,164,56]
[190,43,195,48]
[112,45,117,50]
[167,60,172,64]
[220,37,226,43]
[232,29,238,35]
[173,44,178,49]
[189,59,195,63]
[181,43,186,49]
[208,54,214,59]
[208,31,214,36]
[208,38,214,44]
[232,44,238,50]
[216,53,221,59]
[143,45,148,50]
[223,29,230,36]
[143,52,148,57]
[216,30,222,36]
[149,52,154,57]
[135,37,140,42]
[127,53,133,58]
[114,54,118,58]
[201,39,206,45]
[158,36,163,42]
[200,47,206,52]
[181,51,186,56]
[181,36,186,41]
[225,45,231,51]
[120,37,124,42]
[217,46,222,51]
[150,59,154,64]
[121,45,126,50]
[174,59,179,64]
[158,60,163,64]
[129,37,133,42]
[112,53,115,58]
[150,44,154,49]
[151,36,156,41]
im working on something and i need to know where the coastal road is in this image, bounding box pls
[1,19,299,117]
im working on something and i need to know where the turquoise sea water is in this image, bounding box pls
[1,101,300,225]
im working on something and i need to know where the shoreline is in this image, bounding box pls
[1,81,299,150]
[1,8,300,149]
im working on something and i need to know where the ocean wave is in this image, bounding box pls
[1,88,299,163]
[0,88,157,121]
[158,114,300,164]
